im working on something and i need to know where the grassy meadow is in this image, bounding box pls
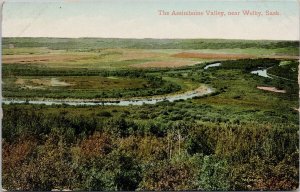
[2,38,299,191]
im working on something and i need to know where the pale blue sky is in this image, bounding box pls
[3,0,299,40]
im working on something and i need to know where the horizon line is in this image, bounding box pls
[2,36,299,41]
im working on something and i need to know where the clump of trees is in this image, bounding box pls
[268,60,299,81]
[219,58,280,71]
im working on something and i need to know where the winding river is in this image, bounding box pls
[2,87,214,106]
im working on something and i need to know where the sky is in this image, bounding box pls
[2,0,299,40]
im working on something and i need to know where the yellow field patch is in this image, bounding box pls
[130,61,198,68]
[15,77,71,90]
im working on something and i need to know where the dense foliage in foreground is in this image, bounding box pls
[2,102,298,191]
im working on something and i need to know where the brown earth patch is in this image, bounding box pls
[172,52,255,59]
[257,86,286,93]
[130,61,198,68]
[15,78,25,85]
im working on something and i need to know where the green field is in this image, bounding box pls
[2,38,299,191]
[3,75,182,99]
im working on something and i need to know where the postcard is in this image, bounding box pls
[1,0,299,191]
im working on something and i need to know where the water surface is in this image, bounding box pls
[204,63,221,69]
[3,87,214,106]
[250,69,272,78]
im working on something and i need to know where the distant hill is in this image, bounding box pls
[3,37,299,51]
